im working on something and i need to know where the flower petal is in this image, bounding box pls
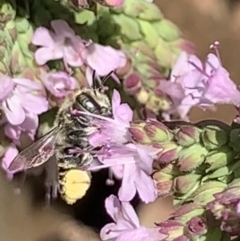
[13,78,44,91]
[121,202,140,228]
[63,45,84,67]
[32,27,55,47]
[100,223,122,241]
[51,19,75,38]
[4,124,21,140]
[20,93,48,114]
[134,168,157,203]
[0,75,14,100]
[20,113,39,140]
[118,163,136,202]
[86,43,127,76]
[2,96,25,125]
[117,227,165,241]
[86,67,94,86]
[2,144,19,174]
[35,47,63,65]
[114,103,133,123]
[105,195,122,222]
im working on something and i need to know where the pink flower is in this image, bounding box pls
[0,75,48,126]
[85,43,127,86]
[5,112,39,141]
[32,20,85,68]
[100,195,166,241]
[32,20,127,86]
[0,75,48,141]
[2,144,19,179]
[88,143,158,203]
[89,89,133,147]
[158,42,240,120]
[41,71,78,97]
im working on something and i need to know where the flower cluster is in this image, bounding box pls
[2,0,240,240]
[158,41,240,120]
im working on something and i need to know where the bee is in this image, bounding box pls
[8,88,112,203]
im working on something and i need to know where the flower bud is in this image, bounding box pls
[172,203,205,222]
[174,126,201,147]
[153,171,173,197]
[129,122,152,144]
[177,144,208,172]
[144,119,173,142]
[157,220,188,241]
[173,174,201,195]
[204,166,230,181]
[155,142,181,163]
[123,72,141,95]
[207,182,240,236]
[153,19,180,42]
[229,128,240,152]
[188,181,227,205]
[201,126,228,150]
[145,94,171,113]
[138,20,159,48]
[135,87,149,105]
[155,38,173,68]
[187,217,207,237]
[122,0,163,21]
[205,147,235,172]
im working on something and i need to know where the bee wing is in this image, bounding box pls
[8,127,60,173]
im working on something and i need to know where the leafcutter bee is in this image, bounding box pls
[8,88,112,203]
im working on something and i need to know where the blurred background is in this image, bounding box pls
[138,0,240,227]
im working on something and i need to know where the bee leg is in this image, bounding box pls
[45,181,58,205]
[44,157,58,204]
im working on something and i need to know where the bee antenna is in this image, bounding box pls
[102,71,113,85]
[92,70,113,93]
[92,70,97,87]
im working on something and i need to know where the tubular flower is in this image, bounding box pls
[41,71,78,98]
[88,89,133,147]
[32,19,85,68]
[158,42,240,120]
[100,195,167,241]
[32,20,127,86]
[89,143,158,203]
[1,143,19,179]
[0,75,48,141]
[85,43,127,86]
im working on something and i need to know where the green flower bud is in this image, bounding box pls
[112,14,142,41]
[174,174,201,195]
[158,220,187,241]
[204,166,230,181]
[138,19,158,48]
[122,0,163,21]
[172,203,205,222]
[152,171,173,197]
[201,125,229,150]
[154,38,173,68]
[144,119,173,142]
[205,147,235,172]
[188,181,227,205]
[129,122,152,144]
[153,19,180,42]
[229,128,240,152]
[177,144,208,172]
[174,125,201,147]
[156,141,181,163]
[145,94,171,113]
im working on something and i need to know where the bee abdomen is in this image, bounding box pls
[65,131,89,148]
[57,152,94,168]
